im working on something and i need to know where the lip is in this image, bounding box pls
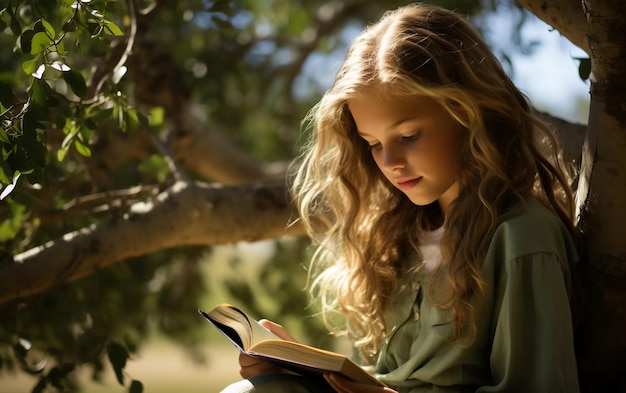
[396,177,422,191]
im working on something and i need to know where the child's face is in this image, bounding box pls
[349,89,464,214]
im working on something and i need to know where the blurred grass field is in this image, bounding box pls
[1,340,241,393]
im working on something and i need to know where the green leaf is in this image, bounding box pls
[22,58,40,75]
[56,145,69,162]
[74,139,91,157]
[19,29,35,54]
[113,101,124,130]
[62,69,87,98]
[41,19,56,38]
[148,107,165,127]
[34,19,55,38]
[30,79,52,107]
[0,199,27,241]
[107,342,129,386]
[103,21,124,36]
[30,32,52,54]
[129,380,144,393]
[139,154,171,183]
[126,107,140,129]
[61,118,78,148]
[0,157,12,184]
[89,22,103,38]
[7,8,22,36]
[22,105,48,169]
[22,103,47,133]
[90,107,113,122]
[576,57,591,81]
[0,127,9,144]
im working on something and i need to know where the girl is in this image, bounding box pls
[223,3,580,392]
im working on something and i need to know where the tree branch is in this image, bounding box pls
[171,113,289,183]
[1,107,587,305]
[517,0,589,54]
[0,179,304,305]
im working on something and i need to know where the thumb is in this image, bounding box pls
[259,319,298,342]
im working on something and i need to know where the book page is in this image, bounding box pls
[221,305,280,346]
[201,305,280,350]
[247,316,281,345]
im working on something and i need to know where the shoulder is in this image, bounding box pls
[486,197,577,267]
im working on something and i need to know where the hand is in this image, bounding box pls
[238,319,298,379]
[324,373,398,393]
[258,319,298,342]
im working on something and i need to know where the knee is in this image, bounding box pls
[220,373,322,393]
[220,378,254,393]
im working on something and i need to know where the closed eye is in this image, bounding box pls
[402,131,422,142]
[368,142,382,151]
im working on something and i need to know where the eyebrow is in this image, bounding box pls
[356,117,418,138]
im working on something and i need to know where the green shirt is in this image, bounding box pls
[372,197,580,393]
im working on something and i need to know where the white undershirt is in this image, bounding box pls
[418,226,444,273]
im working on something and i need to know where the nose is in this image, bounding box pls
[380,145,406,171]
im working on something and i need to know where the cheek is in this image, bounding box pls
[368,153,391,180]
[369,150,384,169]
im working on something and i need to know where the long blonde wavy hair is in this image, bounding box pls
[290,3,575,360]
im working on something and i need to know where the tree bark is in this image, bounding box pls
[517,0,589,54]
[0,179,305,305]
[573,0,626,391]
[171,112,289,183]
[83,113,289,187]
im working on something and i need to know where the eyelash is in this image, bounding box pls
[368,142,382,151]
[403,131,421,141]
[367,131,421,151]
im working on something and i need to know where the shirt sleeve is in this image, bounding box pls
[478,252,580,393]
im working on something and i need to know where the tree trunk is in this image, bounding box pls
[575,0,626,391]
[519,0,626,390]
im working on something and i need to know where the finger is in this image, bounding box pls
[324,374,347,393]
[258,319,298,342]
[238,353,261,368]
[238,353,279,379]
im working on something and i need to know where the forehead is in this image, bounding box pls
[348,88,444,133]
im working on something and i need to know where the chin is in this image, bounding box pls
[406,196,437,207]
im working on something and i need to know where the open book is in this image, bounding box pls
[198,304,384,387]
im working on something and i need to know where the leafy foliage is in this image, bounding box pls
[1,0,127,197]
[0,0,485,391]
